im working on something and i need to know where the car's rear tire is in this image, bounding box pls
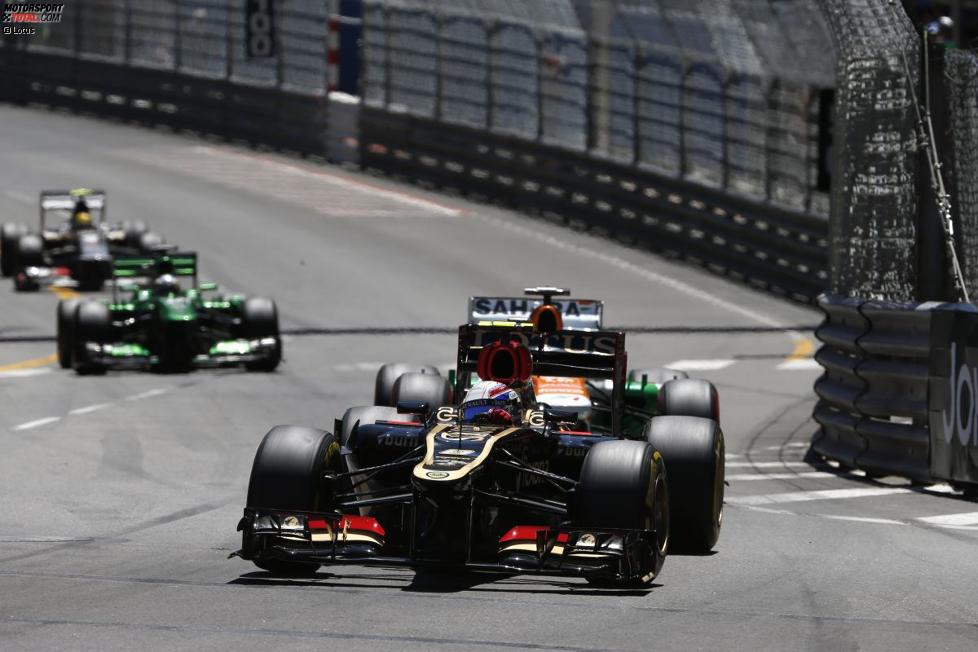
[72,301,109,375]
[392,372,452,409]
[241,297,281,372]
[57,299,80,369]
[575,440,668,585]
[138,231,164,252]
[121,221,148,248]
[339,405,404,446]
[628,367,688,384]
[374,363,440,406]
[644,416,724,553]
[1,223,26,277]
[658,378,718,422]
[245,425,341,577]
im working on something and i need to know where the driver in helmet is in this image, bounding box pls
[71,199,93,230]
[154,273,181,296]
[460,380,523,426]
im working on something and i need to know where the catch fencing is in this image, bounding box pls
[359,0,835,301]
[812,294,978,489]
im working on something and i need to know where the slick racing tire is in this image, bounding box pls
[246,425,342,577]
[374,363,440,406]
[57,298,80,369]
[658,378,718,422]
[628,367,688,384]
[391,372,452,410]
[137,231,164,252]
[121,221,148,248]
[644,416,724,554]
[575,440,668,586]
[1,223,26,277]
[339,405,404,446]
[72,301,110,375]
[15,233,44,269]
[241,297,281,372]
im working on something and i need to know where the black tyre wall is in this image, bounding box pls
[374,363,440,406]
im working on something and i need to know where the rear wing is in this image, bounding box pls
[112,251,197,280]
[456,323,626,434]
[40,189,106,229]
[468,296,603,330]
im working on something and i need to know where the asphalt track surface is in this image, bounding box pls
[0,104,976,651]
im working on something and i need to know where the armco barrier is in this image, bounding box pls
[360,107,828,301]
[811,294,978,489]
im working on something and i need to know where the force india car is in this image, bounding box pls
[235,321,724,586]
[56,252,281,373]
[0,189,166,291]
[374,287,716,437]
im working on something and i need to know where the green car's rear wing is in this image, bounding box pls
[455,323,627,434]
[112,252,197,278]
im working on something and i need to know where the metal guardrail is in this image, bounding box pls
[811,294,978,489]
[359,3,832,302]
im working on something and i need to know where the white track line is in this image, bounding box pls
[725,461,812,469]
[813,514,907,526]
[0,368,52,379]
[665,359,735,371]
[12,416,61,431]
[192,145,464,216]
[124,388,169,401]
[476,213,808,343]
[68,403,112,416]
[727,472,835,482]
[917,511,978,526]
[727,487,912,506]
[777,357,822,371]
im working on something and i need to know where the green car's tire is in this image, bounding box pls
[57,298,80,369]
[73,301,109,375]
[242,297,281,372]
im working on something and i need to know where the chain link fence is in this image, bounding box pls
[946,49,978,295]
[822,0,920,301]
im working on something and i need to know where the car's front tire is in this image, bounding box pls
[644,416,724,553]
[241,297,281,372]
[1,223,26,277]
[245,425,340,577]
[574,440,668,585]
[72,301,109,375]
[57,299,80,369]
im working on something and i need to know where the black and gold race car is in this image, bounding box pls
[234,320,724,586]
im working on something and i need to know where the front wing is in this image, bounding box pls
[78,336,279,369]
[234,508,661,584]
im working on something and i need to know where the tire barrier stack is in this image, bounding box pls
[359,0,836,303]
[0,1,357,162]
[812,294,978,490]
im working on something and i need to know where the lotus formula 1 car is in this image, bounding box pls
[57,251,281,373]
[235,320,724,586]
[1,189,166,291]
